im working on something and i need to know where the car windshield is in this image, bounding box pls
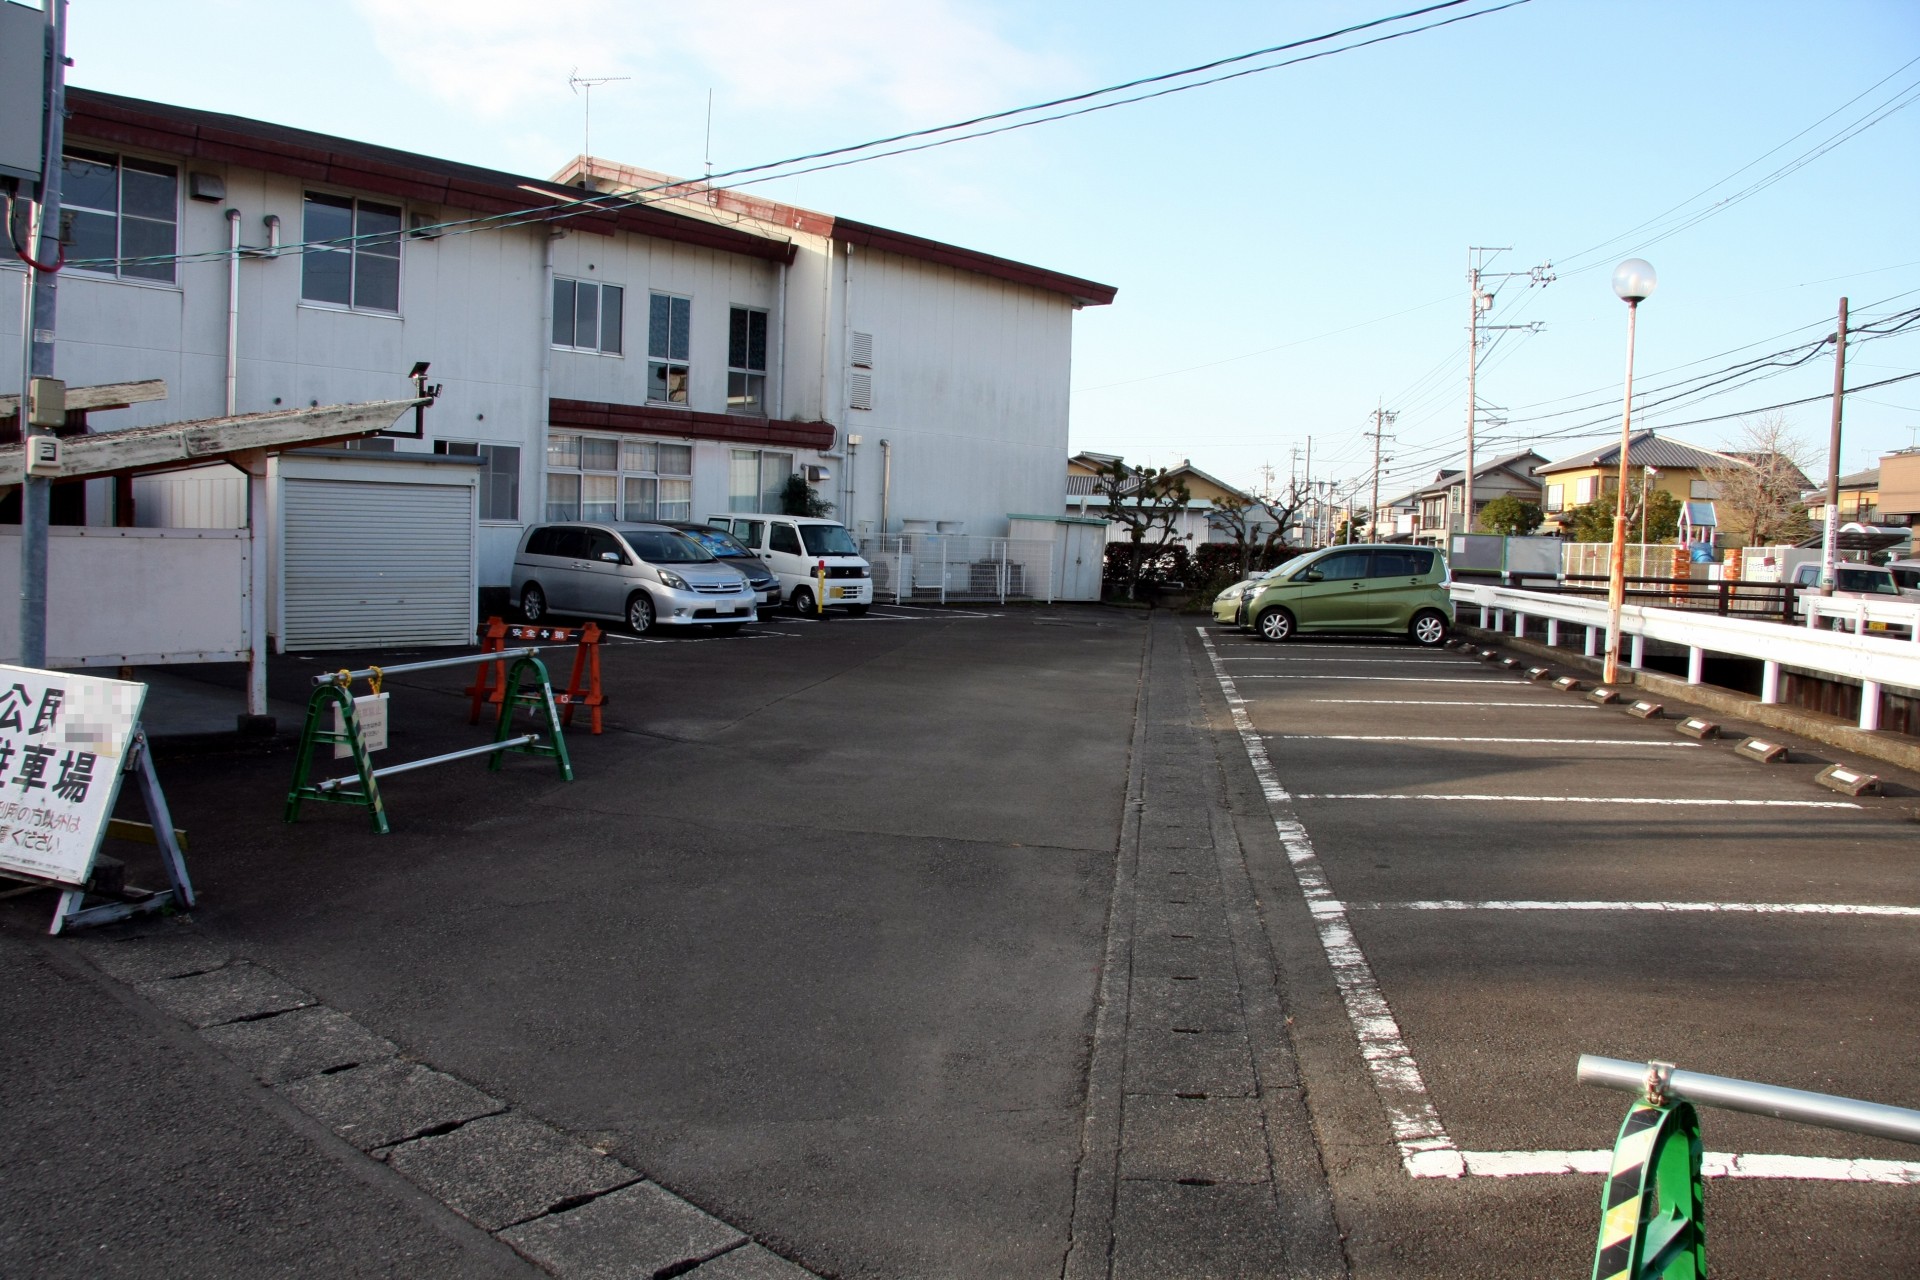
[678,527,752,558]
[1837,568,1898,595]
[799,524,860,556]
[618,529,714,564]
[1267,553,1315,579]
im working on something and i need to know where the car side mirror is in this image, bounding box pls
[600,552,622,564]
[1303,569,1324,582]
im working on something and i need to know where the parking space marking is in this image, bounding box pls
[1308,699,1596,708]
[1221,656,1481,665]
[1460,1151,1920,1183]
[1197,627,1464,1178]
[1196,626,1908,1185]
[1355,899,1920,916]
[1235,674,1523,683]
[1295,793,1860,809]
[1274,734,1700,747]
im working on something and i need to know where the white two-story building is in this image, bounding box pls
[3,88,1114,647]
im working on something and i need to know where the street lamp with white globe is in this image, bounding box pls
[1603,258,1656,685]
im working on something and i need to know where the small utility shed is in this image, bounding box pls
[1009,514,1107,602]
[274,451,478,652]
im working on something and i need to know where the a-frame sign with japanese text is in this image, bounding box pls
[0,665,194,934]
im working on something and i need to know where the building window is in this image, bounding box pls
[62,148,178,283]
[728,307,768,415]
[301,193,402,311]
[648,292,692,404]
[545,432,690,522]
[1545,483,1563,513]
[729,448,792,513]
[435,441,521,521]
[553,279,624,354]
[1574,476,1597,504]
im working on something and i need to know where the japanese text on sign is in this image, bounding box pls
[0,666,143,887]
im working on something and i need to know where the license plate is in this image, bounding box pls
[1869,622,1889,632]
[831,587,848,599]
[718,604,736,614]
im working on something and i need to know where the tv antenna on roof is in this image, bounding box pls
[568,70,630,170]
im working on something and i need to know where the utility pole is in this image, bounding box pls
[17,1,67,670]
[1464,247,1552,541]
[1303,436,1313,545]
[1819,297,1848,596]
[1366,403,1397,541]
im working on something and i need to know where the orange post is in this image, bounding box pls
[465,616,511,723]
[554,622,607,734]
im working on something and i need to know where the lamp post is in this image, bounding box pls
[1603,258,1656,686]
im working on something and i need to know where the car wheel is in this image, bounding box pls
[791,586,817,615]
[520,584,546,623]
[845,603,870,616]
[711,622,745,637]
[626,591,656,634]
[1409,609,1449,647]
[1256,606,1296,642]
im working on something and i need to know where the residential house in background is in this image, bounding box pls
[1065,453,1251,545]
[1802,467,1884,527]
[1403,449,1547,545]
[1535,432,1734,541]
[1877,450,1920,528]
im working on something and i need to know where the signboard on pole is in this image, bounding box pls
[0,664,144,887]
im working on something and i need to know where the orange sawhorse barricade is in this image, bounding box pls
[466,617,606,733]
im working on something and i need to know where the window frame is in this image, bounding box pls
[552,277,626,356]
[434,440,522,522]
[728,448,793,513]
[727,305,769,416]
[544,431,692,523]
[647,291,694,406]
[300,190,404,314]
[59,146,181,286]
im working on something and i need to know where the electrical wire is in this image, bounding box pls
[60,0,1536,277]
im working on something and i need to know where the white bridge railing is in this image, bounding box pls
[1450,582,1920,732]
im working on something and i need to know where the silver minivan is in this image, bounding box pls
[511,522,757,635]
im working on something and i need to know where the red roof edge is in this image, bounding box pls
[65,89,795,265]
[831,217,1116,307]
[548,399,836,450]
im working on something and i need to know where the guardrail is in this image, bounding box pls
[1450,582,1920,731]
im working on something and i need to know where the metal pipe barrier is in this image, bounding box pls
[1576,1055,1920,1279]
[287,647,571,833]
[1579,1054,1920,1146]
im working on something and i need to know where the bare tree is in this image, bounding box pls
[1092,458,1191,599]
[1209,481,1309,576]
[1702,413,1815,547]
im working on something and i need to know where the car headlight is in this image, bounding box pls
[658,571,689,591]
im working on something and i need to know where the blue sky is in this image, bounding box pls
[61,0,1920,501]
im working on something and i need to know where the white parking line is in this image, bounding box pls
[1295,793,1861,808]
[1221,656,1480,664]
[1236,675,1521,684]
[1273,735,1700,747]
[1309,699,1595,708]
[1462,1151,1920,1183]
[1355,900,1920,916]
[1195,625,1903,1184]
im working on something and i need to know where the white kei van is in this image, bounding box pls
[706,514,873,615]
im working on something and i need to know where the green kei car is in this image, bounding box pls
[1231,544,1453,645]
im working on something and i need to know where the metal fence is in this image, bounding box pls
[858,534,1057,604]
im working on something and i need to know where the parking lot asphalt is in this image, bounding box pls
[4,603,1915,1278]
[1190,620,1920,1277]
[3,603,1153,1280]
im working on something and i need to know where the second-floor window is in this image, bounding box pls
[728,307,768,415]
[648,292,691,404]
[302,193,401,312]
[553,279,623,354]
[63,148,177,283]
[1545,484,1564,513]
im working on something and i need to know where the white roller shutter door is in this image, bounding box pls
[282,478,475,650]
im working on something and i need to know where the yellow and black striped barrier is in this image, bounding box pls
[1592,1065,1706,1280]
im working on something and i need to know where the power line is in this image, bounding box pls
[58,0,1536,276]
